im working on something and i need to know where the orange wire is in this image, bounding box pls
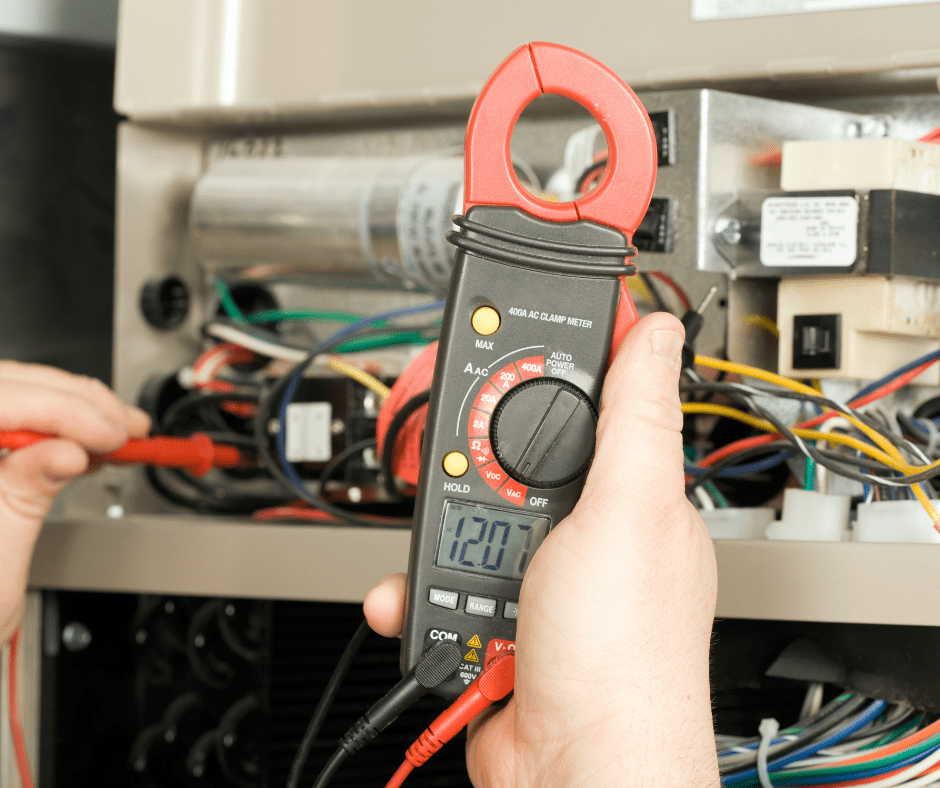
[8,629,35,788]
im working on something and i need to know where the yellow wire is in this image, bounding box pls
[683,399,940,524]
[742,314,780,338]
[625,274,655,305]
[327,359,391,400]
[693,355,904,464]
[810,378,824,394]
[692,356,939,521]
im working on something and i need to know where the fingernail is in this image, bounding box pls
[650,329,684,372]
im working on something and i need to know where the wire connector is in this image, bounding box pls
[339,641,462,755]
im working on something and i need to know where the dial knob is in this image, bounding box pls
[490,378,597,489]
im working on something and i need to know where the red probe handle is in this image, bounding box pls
[464,42,658,237]
[0,430,243,477]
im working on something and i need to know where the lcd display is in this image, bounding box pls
[435,501,550,581]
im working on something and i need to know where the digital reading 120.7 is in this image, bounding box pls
[435,501,550,581]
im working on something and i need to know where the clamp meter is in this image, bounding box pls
[401,42,658,698]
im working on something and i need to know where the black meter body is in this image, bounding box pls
[401,207,629,698]
[399,42,657,699]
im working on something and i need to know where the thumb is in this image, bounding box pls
[576,311,687,528]
[0,440,88,638]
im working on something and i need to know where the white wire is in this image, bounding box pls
[205,323,309,363]
[695,486,716,511]
[757,718,779,788]
[814,416,853,494]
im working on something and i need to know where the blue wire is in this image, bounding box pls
[274,300,447,491]
[685,451,795,478]
[768,744,940,787]
[852,349,940,402]
[721,700,886,786]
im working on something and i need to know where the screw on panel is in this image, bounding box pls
[714,217,742,246]
[62,621,92,652]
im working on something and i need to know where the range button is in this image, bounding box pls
[465,595,497,617]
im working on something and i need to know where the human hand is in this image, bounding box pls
[0,362,150,643]
[365,313,719,788]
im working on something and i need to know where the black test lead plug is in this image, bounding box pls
[681,284,719,369]
[310,641,463,788]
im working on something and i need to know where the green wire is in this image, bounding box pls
[861,716,923,750]
[334,331,433,353]
[214,279,247,323]
[243,309,366,325]
[804,455,816,491]
[704,481,730,508]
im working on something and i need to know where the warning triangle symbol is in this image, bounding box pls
[467,635,482,648]
[464,649,479,663]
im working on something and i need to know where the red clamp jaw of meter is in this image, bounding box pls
[462,41,658,359]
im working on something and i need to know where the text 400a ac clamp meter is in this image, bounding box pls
[401,42,658,698]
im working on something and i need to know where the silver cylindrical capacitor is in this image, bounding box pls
[190,155,463,293]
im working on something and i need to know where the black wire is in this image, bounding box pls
[574,158,608,194]
[145,466,287,514]
[681,380,940,486]
[286,619,371,788]
[252,354,412,528]
[640,271,671,314]
[318,438,376,491]
[159,390,259,434]
[381,390,432,501]
[309,749,348,788]
[686,442,793,493]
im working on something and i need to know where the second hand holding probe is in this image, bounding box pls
[0,429,246,476]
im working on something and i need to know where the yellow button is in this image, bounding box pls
[442,451,469,478]
[471,306,500,336]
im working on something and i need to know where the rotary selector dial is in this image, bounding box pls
[490,378,597,489]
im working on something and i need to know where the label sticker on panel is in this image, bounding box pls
[760,196,858,268]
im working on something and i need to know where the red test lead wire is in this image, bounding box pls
[384,653,516,788]
[0,430,244,477]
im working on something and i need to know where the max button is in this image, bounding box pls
[429,588,459,610]
[465,596,497,617]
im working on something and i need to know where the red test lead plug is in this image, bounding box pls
[384,653,516,788]
[0,430,244,477]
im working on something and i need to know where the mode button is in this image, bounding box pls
[429,588,459,610]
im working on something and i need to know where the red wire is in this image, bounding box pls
[384,654,516,788]
[8,629,35,788]
[383,761,414,788]
[695,358,937,470]
[918,126,940,143]
[648,271,692,312]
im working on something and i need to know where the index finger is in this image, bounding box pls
[0,361,150,437]
[0,378,130,453]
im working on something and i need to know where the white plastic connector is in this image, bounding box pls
[854,500,940,544]
[781,138,940,195]
[778,275,940,382]
[766,489,851,542]
[701,508,775,540]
